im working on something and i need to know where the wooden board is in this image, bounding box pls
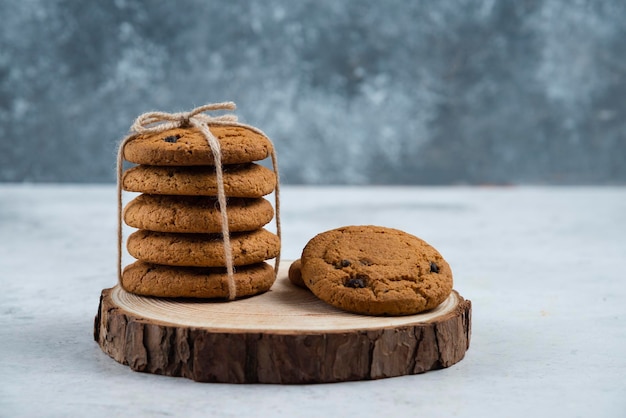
[94,261,471,384]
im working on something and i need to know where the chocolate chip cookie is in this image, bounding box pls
[123,125,273,166]
[300,225,453,316]
[123,194,274,233]
[121,163,276,197]
[127,228,280,267]
[287,259,307,289]
[121,260,275,298]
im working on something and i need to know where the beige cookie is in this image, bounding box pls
[121,261,275,299]
[122,163,276,197]
[300,225,453,316]
[123,125,273,166]
[123,194,274,233]
[127,228,280,267]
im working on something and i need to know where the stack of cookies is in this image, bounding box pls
[119,124,280,299]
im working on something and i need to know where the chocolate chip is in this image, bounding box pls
[163,135,180,143]
[335,259,351,268]
[430,261,439,273]
[345,277,366,288]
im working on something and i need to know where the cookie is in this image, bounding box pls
[121,260,275,299]
[300,225,453,316]
[122,163,276,197]
[127,228,280,267]
[287,259,307,289]
[123,194,274,233]
[123,125,273,166]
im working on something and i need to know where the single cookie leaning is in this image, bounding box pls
[123,195,274,233]
[127,228,280,267]
[123,125,273,166]
[300,225,453,316]
[122,163,276,197]
[121,261,275,298]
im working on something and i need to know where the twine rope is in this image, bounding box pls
[116,102,281,300]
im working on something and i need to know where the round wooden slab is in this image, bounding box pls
[94,261,471,384]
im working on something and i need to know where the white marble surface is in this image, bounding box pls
[1,185,625,417]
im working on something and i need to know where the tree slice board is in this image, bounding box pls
[94,261,471,384]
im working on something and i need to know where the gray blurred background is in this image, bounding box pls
[1,0,624,185]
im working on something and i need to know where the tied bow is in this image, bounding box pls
[130,102,239,135]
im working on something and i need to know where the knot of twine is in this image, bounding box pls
[131,102,239,134]
[117,102,281,301]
